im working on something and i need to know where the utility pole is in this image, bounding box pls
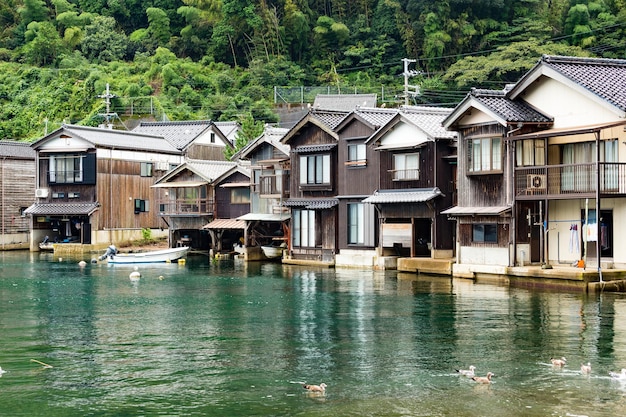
[402,58,420,105]
[97,83,117,129]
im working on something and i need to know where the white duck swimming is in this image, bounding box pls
[0,366,6,376]
[456,365,476,377]
[609,369,626,379]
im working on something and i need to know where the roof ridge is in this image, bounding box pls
[543,54,626,67]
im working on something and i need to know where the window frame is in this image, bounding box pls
[140,162,153,177]
[299,154,331,186]
[292,209,319,248]
[392,152,420,181]
[347,203,365,245]
[49,154,83,184]
[134,199,150,214]
[467,137,503,174]
[346,143,367,167]
[230,187,251,204]
[472,223,498,243]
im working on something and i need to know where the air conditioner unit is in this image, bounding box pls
[527,174,546,190]
[35,188,49,198]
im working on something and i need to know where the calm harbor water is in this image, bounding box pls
[2,251,626,416]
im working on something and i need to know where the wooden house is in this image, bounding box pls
[24,125,183,251]
[0,141,36,249]
[363,106,457,261]
[333,107,397,267]
[280,109,349,264]
[443,55,626,275]
[153,159,250,252]
[232,125,291,260]
[132,120,237,160]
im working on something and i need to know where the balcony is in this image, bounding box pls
[157,198,214,215]
[515,163,626,198]
[390,168,420,181]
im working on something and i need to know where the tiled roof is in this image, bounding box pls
[441,206,511,216]
[132,120,213,149]
[58,125,180,154]
[309,109,350,130]
[214,121,240,139]
[185,159,239,181]
[470,89,552,123]
[313,94,377,111]
[283,198,339,209]
[203,218,246,230]
[540,55,626,111]
[24,202,100,216]
[400,106,457,139]
[0,141,35,159]
[353,107,399,128]
[362,188,442,204]
[235,125,290,160]
[294,143,337,153]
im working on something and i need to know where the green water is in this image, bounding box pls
[2,251,626,416]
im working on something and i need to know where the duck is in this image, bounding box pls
[456,365,476,377]
[0,366,6,375]
[580,362,591,374]
[471,372,494,384]
[550,357,567,366]
[609,369,626,379]
[303,383,327,392]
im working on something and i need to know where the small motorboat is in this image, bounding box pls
[261,242,286,259]
[99,245,190,264]
[39,236,55,251]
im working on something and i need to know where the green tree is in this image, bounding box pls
[226,112,263,159]
[80,15,129,62]
[22,21,65,66]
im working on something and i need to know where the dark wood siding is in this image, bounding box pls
[215,171,250,219]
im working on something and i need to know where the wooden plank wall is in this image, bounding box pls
[0,159,35,233]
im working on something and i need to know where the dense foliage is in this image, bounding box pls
[0,0,624,142]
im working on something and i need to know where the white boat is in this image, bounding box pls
[261,243,286,259]
[39,242,55,251]
[104,246,190,264]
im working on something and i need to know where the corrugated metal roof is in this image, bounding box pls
[440,206,511,216]
[24,202,100,216]
[362,188,442,204]
[283,198,339,209]
[202,218,246,229]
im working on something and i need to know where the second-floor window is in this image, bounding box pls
[468,137,502,173]
[141,162,153,177]
[50,155,82,183]
[516,139,545,166]
[300,154,331,185]
[393,153,419,180]
[347,144,366,166]
[231,188,250,204]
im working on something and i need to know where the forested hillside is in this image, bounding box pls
[0,0,624,141]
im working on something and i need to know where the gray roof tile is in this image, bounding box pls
[540,55,626,111]
[470,89,552,123]
[24,202,100,216]
[0,141,35,159]
[400,106,457,139]
[362,188,442,204]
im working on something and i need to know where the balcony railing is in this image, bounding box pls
[390,168,420,181]
[157,198,214,215]
[515,163,626,197]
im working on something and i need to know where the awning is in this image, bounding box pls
[441,206,511,216]
[237,213,290,222]
[24,202,100,216]
[220,182,251,188]
[283,198,339,209]
[294,143,337,153]
[362,188,442,204]
[511,120,626,140]
[202,218,246,230]
[152,181,208,188]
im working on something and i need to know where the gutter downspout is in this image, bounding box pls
[595,131,603,282]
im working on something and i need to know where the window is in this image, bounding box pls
[348,203,364,244]
[516,139,545,166]
[347,144,366,166]
[231,188,250,204]
[141,162,153,177]
[210,132,216,143]
[472,224,497,243]
[299,154,331,185]
[468,138,502,173]
[393,153,419,180]
[49,155,83,183]
[134,199,149,214]
[293,209,318,247]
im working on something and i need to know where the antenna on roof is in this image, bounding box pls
[97,83,128,130]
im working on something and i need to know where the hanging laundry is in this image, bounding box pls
[569,224,579,254]
[586,222,597,242]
